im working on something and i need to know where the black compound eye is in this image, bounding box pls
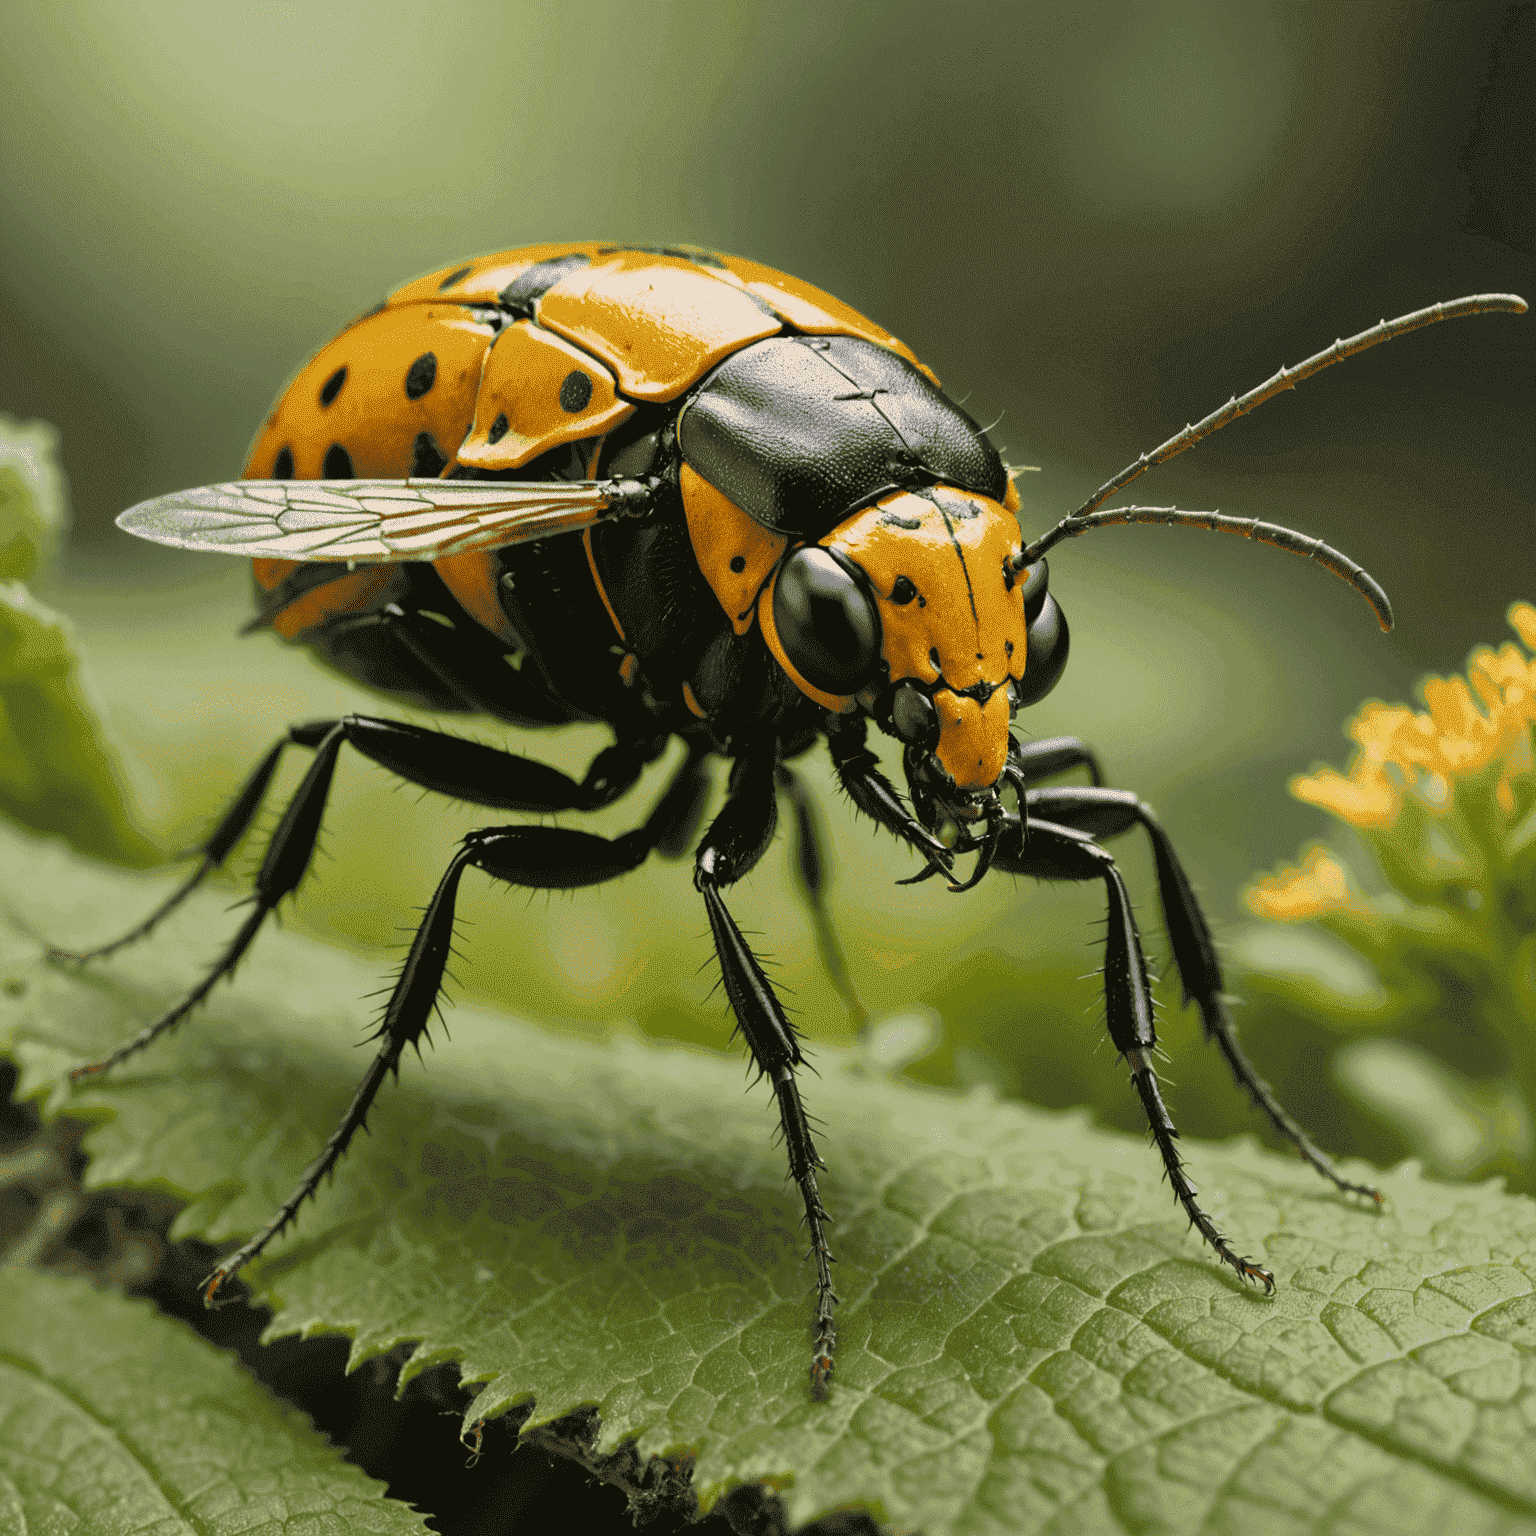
[889,682,939,751]
[1017,558,1051,620]
[1015,590,1070,706]
[773,547,882,695]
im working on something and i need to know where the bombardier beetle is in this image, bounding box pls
[53,241,1527,1391]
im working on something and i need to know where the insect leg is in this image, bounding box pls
[331,715,670,813]
[826,718,952,876]
[695,753,838,1393]
[47,722,335,965]
[202,806,674,1306]
[1009,734,1104,787]
[650,742,713,858]
[993,815,1275,1291]
[775,763,867,1030]
[67,723,353,1079]
[68,718,667,1078]
[1023,785,1381,1203]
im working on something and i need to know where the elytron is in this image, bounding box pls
[54,242,1526,1390]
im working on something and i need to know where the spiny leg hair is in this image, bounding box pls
[201,743,702,1303]
[697,752,838,1392]
[993,812,1274,1290]
[63,715,666,1079]
[1024,783,1381,1204]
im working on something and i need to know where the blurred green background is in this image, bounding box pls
[2,1,1531,1166]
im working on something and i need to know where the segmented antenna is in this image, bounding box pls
[1013,293,1527,629]
[1028,506,1394,631]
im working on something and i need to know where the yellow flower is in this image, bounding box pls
[1246,845,1368,921]
[1290,601,1536,827]
[1291,764,1399,827]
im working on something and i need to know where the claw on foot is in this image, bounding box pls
[1236,1258,1276,1294]
[897,847,954,886]
[810,1351,834,1398]
[200,1267,236,1308]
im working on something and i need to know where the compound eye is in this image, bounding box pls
[1017,557,1051,620]
[773,547,882,695]
[889,682,939,750]
[1015,590,1070,706]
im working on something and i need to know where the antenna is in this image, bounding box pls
[1013,293,1527,629]
[1028,505,1394,630]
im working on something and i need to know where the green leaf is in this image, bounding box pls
[6,821,1536,1535]
[0,416,159,867]
[0,582,161,866]
[0,414,67,582]
[0,1266,431,1534]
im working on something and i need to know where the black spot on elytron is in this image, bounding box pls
[411,432,447,478]
[272,446,294,479]
[558,370,593,414]
[487,413,509,445]
[929,646,941,670]
[729,554,747,573]
[405,352,437,399]
[320,367,347,407]
[438,265,473,290]
[892,575,917,604]
[323,443,354,479]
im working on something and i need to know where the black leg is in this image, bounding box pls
[68,725,350,1080]
[334,714,669,814]
[64,717,668,1078]
[201,810,669,1306]
[45,727,328,965]
[994,814,1276,1292]
[827,718,952,880]
[1009,734,1104,786]
[776,763,867,1031]
[1023,784,1381,1204]
[648,742,714,860]
[695,753,838,1393]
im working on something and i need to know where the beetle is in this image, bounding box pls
[54,241,1526,1391]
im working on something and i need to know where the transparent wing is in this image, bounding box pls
[115,477,624,562]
